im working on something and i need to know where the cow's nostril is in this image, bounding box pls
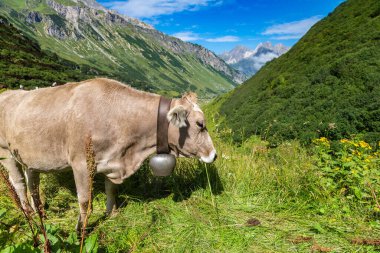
[213,153,217,162]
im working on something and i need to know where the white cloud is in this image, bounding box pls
[172,31,201,41]
[205,36,240,42]
[103,0,221,19]
[171,32,239,43]
[262,16,322,40]
[271,35,303,40]
[252,52,278,69]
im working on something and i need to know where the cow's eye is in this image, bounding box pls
[196,121,204,129]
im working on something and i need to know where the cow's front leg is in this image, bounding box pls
[105,177,118,215]
[72,162,91,233]
[25,170,41,213]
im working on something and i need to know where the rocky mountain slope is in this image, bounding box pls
[215,0,380,144]
[0,0,245,97]
[0,14,99,89]
[219,43,289,77]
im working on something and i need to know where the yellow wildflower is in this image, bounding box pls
[358,140,371,149]
[343,157,352,162]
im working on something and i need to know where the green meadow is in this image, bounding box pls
[0,104,379,252]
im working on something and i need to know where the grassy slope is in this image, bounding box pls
[0,108,379,252]
[0,0,236,97]
[218,0,380,144]
[0,15,100,89]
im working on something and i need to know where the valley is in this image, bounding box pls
[0,0,379,252]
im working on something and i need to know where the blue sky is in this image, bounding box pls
[98,0,345,54]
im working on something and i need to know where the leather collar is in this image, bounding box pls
[156,96,172,154]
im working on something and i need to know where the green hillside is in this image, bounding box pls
[217,0,380,144]
[0,0,244,97]
[0,15,100,89]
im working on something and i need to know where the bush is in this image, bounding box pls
[313,136,380,212]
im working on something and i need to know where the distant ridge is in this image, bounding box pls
[219,42,289,77]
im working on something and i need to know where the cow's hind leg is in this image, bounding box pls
[25,170,42,213]
[0,148,32,213]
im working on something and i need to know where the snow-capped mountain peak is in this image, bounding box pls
[219,42,290,77]
[220,45,251,64]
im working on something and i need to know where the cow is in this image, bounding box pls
[0,78,217,230]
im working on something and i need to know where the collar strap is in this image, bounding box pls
[157,96,172,154]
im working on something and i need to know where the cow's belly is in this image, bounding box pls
[18,151,69,172]
[6,137,69,172]
[24,157,70,172]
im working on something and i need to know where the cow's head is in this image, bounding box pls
[167,92,217,163]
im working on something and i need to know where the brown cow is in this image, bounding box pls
[0,78,217,230]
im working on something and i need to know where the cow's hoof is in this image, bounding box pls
[75,215,83,235]
[23,204,34,216]
[105,208,119,217]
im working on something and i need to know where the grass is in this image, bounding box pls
[0,111,380,252]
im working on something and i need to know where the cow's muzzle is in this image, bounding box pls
[200,149,217,163]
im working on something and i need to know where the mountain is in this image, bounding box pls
[0,0,245,97]
[0,14,100,89]
[215,0,380,144]
[219,43,289,77]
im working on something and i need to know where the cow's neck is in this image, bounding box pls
[109,94,172,183]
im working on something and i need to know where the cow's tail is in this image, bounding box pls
[0,90,11,148]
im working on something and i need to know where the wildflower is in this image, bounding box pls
[358,140,371,149]
[313,137,330,147]
[328,123,336,130]
[343,157,352,162]
[340,139,349,144]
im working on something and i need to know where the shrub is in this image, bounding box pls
[313,136,380,212]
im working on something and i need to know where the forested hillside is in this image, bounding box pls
[0,15,99,89]
[216,0,380,144]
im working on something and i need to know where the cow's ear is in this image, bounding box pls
[167,105,188,128]
[182,92,198,104]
